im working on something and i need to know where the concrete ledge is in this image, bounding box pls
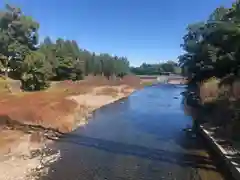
[199,125,240,180]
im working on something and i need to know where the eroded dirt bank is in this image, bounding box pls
[0,76,139,180]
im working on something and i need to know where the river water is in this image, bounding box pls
[40,84,232,180]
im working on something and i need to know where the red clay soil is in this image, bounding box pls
[53,75,141,91]
[0,75,141,133]
[0,92,78,132]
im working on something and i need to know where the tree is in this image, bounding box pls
[130,61,179,75]
[179,0,240,84]
[0,3,132,91]
[43,36,52,45]
[161,61,176,72]
[71,60,84,80]
[39,37,58,79]
[21,51,52,91]
[0,4,39,78]
[85,52,95,75]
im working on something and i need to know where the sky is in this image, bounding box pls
[0,0,234,66]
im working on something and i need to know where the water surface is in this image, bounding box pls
[40,84,232,180]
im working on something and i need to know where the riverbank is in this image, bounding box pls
[198,124,239,180]
[183,76,240,180]
[0,76,140,180]
[34,83,228,180]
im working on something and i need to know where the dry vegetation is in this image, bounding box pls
[0,75,141,133]
[0,75,141,148]
[185,76,240,140]
[199,77,220,104]
[0,75,141,180]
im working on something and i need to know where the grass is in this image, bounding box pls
[0,75,140,133]
[95,86,119,97]
[0,81,9,94]
[199,77,220,104]
[141,81,154,86]
[140,77,157,87]
[0,77,22,95]
[0,80,91,133]
[189,76,240,139]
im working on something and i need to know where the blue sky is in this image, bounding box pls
[0,0,234,66]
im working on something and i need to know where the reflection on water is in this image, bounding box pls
[39,84,232,180]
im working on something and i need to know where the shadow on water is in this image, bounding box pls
[46,134,217,171]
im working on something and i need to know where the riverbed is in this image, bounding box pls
[39,84,232,180]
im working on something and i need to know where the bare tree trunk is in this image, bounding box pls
[4,68,8,78]
[4,56,12,93]
[4,56,11,79]
[4,61,8,79]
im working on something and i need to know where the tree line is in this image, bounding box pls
[0,4,130,91]
[130,61,182,75]
[179,0,240,84]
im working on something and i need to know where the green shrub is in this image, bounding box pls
[21,52,52,91]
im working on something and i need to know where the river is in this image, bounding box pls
[39,84,233,180]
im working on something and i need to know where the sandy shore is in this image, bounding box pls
[0,85,135,180]
[0,131,60,180]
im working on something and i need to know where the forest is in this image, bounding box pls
[130,61,182,75]
[0,4,130,91]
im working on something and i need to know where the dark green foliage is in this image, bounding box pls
[179,0,240,84]
[181,1,240,139]
[21,51,52,91]
[0,4,39,77]
[131,61,181,75]
[0,3,131,91]
[72,60,84,80]
[39,38,130,80]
